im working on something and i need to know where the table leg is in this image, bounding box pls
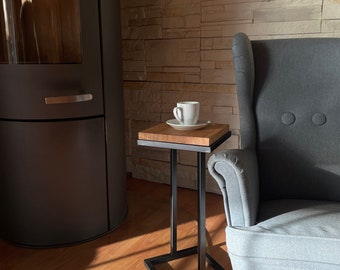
[144,150,224,270]
[170,149,177,254]
[197,152,225,270]
[144,149,196,269]
[197,152,206,270]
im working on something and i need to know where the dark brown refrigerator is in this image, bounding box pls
[0,0,127,246]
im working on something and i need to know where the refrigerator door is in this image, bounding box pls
[0,0,103,120]
[0,118,108,246]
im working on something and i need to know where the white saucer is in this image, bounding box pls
[166,119,209,131]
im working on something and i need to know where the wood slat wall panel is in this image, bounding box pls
[122,0,340,192]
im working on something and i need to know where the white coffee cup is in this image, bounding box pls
[173,101,200,125]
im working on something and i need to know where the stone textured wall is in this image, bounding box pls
[121,0,340,193]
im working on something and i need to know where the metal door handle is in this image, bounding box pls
[45,93,93,105]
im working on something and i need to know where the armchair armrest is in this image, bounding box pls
[208,149,259,227]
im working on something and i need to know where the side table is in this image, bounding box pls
[137,122,231,270]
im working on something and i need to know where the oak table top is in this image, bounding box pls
[138,122,230,147]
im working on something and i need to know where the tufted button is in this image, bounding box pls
[312,113,327,126]
[281,112,296,126]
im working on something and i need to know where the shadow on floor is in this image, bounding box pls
[0,177,230,270]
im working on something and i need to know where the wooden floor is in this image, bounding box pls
[0,178,231,270]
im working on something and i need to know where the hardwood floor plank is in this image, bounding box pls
[0,178,231,270]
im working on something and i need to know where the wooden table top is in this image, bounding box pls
[138,122,229,146]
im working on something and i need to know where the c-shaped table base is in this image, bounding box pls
[144,149,224,270]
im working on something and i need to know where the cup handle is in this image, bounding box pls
[173,107,183,123]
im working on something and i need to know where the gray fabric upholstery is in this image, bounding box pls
[252,36,340,201]
[232,33,256,150]
[207,32,340,270]
[208,149,259,227]
[228,201,340,270]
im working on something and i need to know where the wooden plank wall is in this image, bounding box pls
[121,0,340,192]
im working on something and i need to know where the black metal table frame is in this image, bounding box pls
[138,131,231,270]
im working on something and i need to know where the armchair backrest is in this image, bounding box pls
[233,33,340,202]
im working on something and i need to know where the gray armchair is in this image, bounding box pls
[208,32,340,270]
